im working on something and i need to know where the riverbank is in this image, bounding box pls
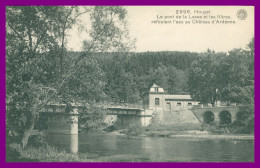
[6,143,154,162]
[165,133,253,140]
[118,123,254,140]
[116,129,254,140]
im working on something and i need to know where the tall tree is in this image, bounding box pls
[188,37,254,107]
[53,7,89,84]
[82,6,135,53]
[188,50,226,106]
[6,6,135,148]
[220,49,252,104]
[6,6,63,148]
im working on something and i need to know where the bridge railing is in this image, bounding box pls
[192,103,238,109]
[103,101,144,109]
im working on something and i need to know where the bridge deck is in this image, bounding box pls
[106,106,151,116]
[107,106,143,111]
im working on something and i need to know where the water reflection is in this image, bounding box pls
[48,134,78,153]
[48,132,254,162]
[82,132,254,162]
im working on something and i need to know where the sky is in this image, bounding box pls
[67,6,254,53]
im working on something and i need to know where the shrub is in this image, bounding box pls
[79,104,107,130]
[147,123,202,132]
[123,123,145,136]
[28,132,48,147]
[8,143,79,162]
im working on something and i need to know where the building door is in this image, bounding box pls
[166,102,171,110]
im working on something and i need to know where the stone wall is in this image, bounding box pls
[149,106,240,125]
[151,109,200,125]
[191,106,239,124]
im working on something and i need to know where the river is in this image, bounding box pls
[74,132,254,162]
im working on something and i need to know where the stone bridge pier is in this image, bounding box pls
[191,106,240,125]
[41,104,79,153]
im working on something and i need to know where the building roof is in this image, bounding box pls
[150,83,165,93]
[164,94,192,100]
[151,83,160,88]
[149,84,192,100]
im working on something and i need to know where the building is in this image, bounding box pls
[146,83,200,111]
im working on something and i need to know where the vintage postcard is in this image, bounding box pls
[5,5,254,163]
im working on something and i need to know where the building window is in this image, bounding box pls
[155,98,160,105]
[155,87,159,92]
[188,102,192,106]
[177,102,182,106]
[166,102,171,109]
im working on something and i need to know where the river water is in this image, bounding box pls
[75,132,254,162]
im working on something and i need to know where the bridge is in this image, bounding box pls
[38,104,152,131]
[191,106,240,125]
[150,105,241,125]
[33,103,241,153]
[83,104,241,127]
[106,106,153,128]
[38,104,242,135]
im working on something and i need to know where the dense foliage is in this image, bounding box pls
[189,48,254,106]
[6,6,134,147]
[95,51,198,103]
[6,5,254,151]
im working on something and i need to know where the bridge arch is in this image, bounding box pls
[219,110,231,125]
[203,111,214,124]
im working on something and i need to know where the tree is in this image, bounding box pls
[229,38,254,133]
[220,49,252,104]
[6,6,135,148]
[148,63,189,94]
[148,63,168,91]
[52,7,89,84]
[166,66,189,94]
[103,57,141,104]
[189,37,254,107]
[82,6,135,53]
[247,37,254,79]
[61,56,106,103]
[188,50,226,106]
[6,6,64,148]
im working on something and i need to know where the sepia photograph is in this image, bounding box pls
[5,5,254,162]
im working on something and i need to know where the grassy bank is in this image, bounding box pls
[120,122,254,137]
[7,143,81,162]
[120,123,204,137]
[6,143,152,162]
